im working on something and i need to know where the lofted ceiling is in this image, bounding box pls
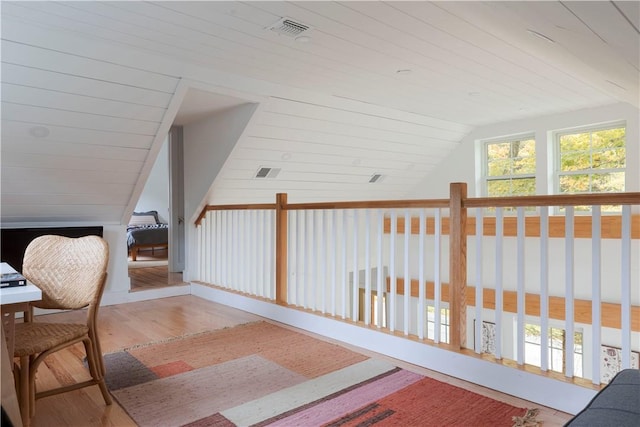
[1,1,638,224]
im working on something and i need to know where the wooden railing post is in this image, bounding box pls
[275,193,288,305]
[449,183,468,348]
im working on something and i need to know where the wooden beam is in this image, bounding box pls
[386,278,640,332]
[384,215,640,239]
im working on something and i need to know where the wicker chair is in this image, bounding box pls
[13,235,112,424]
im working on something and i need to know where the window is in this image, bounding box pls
[427,306,449,343]
[556,125,625,210]
[524,324,583,377]
[484,136,536,197]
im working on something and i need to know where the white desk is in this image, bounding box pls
[1,283,42,427]
[1,284,42,305]
[1,283,42,358]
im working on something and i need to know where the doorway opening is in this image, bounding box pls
[128,129,186,292]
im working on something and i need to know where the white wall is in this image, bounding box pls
[102,225,189,304]
[182,103,259,280]
[133,137,169,224]
[183,103,258,223]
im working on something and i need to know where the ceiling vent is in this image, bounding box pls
[369,173,384,183]
[267,17,311,37]
[255,167,281,179]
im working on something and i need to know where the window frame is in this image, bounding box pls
[481,133,537,198]
[553,122,626,196]
[427,306,450,343]
[523,323,583,377]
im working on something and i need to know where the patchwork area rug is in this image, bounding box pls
[104,321,529,426]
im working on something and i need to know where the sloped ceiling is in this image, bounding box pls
[1,1,638,223]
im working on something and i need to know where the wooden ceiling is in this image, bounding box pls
[1,1,638,223]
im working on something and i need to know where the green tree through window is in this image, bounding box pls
[485,137,536,197]
[557,126,625,211]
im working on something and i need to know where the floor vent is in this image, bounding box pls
[268,17,311,37]
[255,167,281,179]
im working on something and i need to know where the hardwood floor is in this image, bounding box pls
[12,294,576,427]
[128,248,187,291]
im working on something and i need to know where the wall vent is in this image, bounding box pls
[369,173,384,183]
[255,167,281,179]
[267,17,311,37]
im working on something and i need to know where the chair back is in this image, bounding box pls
[22,235,109,310]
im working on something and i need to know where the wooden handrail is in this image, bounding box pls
[195,192,639,225]
[194,203,277,225]
[286,199,450,210]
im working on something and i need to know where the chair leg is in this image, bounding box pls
[18,356,31,426]
[92,331,107,377]
[83,339,112,405]
[28,356,38,419]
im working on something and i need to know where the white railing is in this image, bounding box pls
[194,186,639,386]
[197,208,275,299]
